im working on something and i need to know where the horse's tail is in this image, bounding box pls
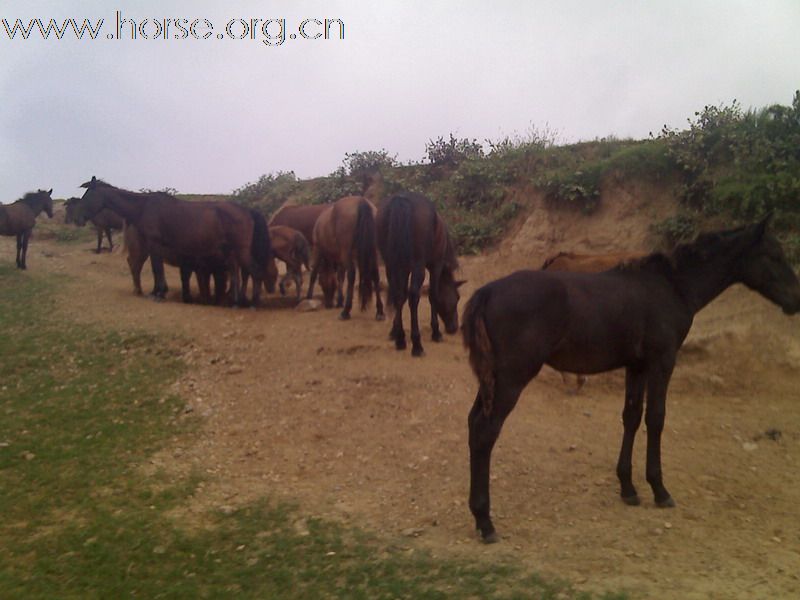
[354,200,379,311]
[383,196,413,311]
[461,286,495,416]
[249,209,271,271]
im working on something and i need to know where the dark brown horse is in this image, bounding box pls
[542,250,647,392]
[269,204,329,248]
[377,192,463,356]
[76,177,270,306]
[269,225,310,300]
[0,189,53,269]
[306,196,385,320]
[462,217,800,543]
[64,196,124,253]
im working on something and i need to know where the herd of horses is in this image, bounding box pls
[3,182,800,544]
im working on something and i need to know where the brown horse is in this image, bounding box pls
[269,204,329,247]
[269,225,310,300]
[542,250,647,391]
[0,189,53,269]
[64,196,124,253]
[376,192,463,356]
[462,217,800,543]
[306,196,385,320]
[76,177,270,306]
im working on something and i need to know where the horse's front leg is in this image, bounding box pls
[106,228,114,251]
[645,360,676,507]
[339,263,355,320]
[336,265,346,310]
[179,264,193,303]
[428,269,443,342]
[305,251,320,301]
[617,366,646,504]
[15,233,23,268]
[468,376,524,543]
[95,227,103,253]
[408,267,425,356]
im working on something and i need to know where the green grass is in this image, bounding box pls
[0,265,627,599]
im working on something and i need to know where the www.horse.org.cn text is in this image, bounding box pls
[1,11,345,47]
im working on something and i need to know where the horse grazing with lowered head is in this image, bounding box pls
[76,177,270,306]
[269,225,310,300]
[0,189,53,269]
[462,217,800,543]
[306,196,385,320]
[64,196,124,253]
[377,192,463,356]
[541,250,647,392]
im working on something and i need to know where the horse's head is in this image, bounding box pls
[438,270,466,334]
[737,216,800,315]
[75,176,105,225]
[41,189,54,218]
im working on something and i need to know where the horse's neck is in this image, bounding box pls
[103,189,145,222]
[673,253,738,314]
[23,197,45,216]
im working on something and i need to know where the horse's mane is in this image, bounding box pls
[19,190,49,204]
[616,224,753,279]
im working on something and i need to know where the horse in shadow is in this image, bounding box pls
[462,217,800,543]
[377,192,463,356]
[0,189,53,269]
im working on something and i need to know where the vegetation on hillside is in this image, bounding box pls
[233,92,800,260]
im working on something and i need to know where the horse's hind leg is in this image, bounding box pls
[19,232,30,269]
[179,265,193,303]
[339,264,355,320]
[616,367,646,505]
[468,375,526,543]
[336,266,346,310]
[106,228,114,251]
[408,267,425,356]
[95,228,103,253]
[15,233,22,268]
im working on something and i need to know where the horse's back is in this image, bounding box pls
[542,251,644,273]
[270,204,328,243]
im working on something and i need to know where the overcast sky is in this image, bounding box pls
[1,0,798,202]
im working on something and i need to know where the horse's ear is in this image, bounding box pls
[47,188,52,195]
[455,279,467,288]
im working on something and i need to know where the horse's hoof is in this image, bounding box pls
[376,313,386,321]
[395,340,407,351]
[339,312,351,321]
[656,496,676,508]
[480,530,499,544]
[621,494,641,506]
[411,347,425,357]
[432,332,443,342]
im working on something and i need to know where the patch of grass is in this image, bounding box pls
[0,266,627,599]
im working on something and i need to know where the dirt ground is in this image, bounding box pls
[3,192,799,599]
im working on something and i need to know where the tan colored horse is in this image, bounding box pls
[306,196,384,320]
[269,204,329,248]
[0,189,53,269]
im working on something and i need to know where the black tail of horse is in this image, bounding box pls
[462,286,495,416]
[250,209,271,270]
[382,196,413,311]
[354,200,379,310]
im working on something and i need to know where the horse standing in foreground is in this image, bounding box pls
[306,196,385,320]
[541,250,646,392]
[462,217,800,543]
[0,189,53,269]
[376,192,463,356]
[64,196,124,253]
[76,177,270,306]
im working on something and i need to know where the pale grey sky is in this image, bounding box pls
[1,0,799,202]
